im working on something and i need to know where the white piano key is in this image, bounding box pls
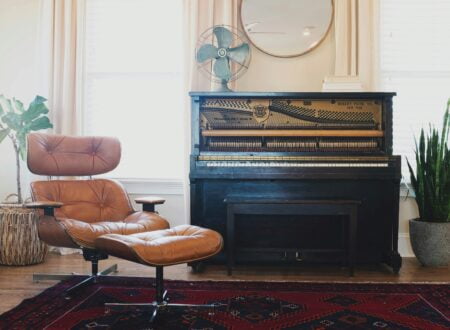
[204,161,389,168]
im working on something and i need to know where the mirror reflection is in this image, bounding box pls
[241,0,333,57]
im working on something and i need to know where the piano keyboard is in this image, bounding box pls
[204,161,389,168]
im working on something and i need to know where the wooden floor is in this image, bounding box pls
[0,253,448,314]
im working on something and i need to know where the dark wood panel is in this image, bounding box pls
[190,179,400,268]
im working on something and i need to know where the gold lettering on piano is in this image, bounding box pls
[252,104,270,123]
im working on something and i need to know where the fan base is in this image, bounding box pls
[214,80,233,92]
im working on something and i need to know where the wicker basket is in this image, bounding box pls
[0,203,48,265]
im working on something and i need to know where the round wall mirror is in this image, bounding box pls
[240,0,333,58]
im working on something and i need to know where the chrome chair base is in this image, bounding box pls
[32,263,118,282]
[33,248,118,297]
[105,300,217,323]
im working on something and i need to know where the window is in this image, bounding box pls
[84,0,184,179]
[380,0,450,178]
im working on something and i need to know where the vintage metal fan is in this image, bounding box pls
[196,25,251,92]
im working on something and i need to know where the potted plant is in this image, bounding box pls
[407,99,449,267]
[0,95,53,265]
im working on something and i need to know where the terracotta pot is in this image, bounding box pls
[409,219,449,267]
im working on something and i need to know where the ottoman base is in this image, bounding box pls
[94,225,224,323]
[105,266,218,323]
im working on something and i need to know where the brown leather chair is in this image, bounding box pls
[26,133,170,295]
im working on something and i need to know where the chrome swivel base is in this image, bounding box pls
[32,263,118,282]
[32,248,118,297]
[104,266,218,323]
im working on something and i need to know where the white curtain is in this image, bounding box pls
[184,0,240,92]
[37,0,85,254]
[182,0,241,222]
[38,0,85,135]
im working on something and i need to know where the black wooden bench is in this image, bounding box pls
[224,197,360,276]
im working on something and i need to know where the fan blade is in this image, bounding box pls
[196,44,218,63]
[213,26,233,48]
[213,57,231,81]
[227,43,249,65]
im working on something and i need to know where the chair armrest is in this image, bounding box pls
[25,201,63,216]
[135,196,165,212]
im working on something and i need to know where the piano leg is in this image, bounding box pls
[383,251,402,274]
[383,179,402,274]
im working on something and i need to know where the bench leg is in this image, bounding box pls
[227,205,235,276]
[348,207,357,276]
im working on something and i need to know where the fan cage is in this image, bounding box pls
[195,25,251,84]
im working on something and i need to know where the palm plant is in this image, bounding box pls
[0,95,53,204]
[407,99,450,222]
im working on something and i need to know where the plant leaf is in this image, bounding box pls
[13,98,25,113]
[22,96,49,123]
[410,100,450,222]
[2,112,22,131]
[0,95,14,118]
[0,128,9,143]
[33,95,47,104]
[0,95,5,116]
[27,116,53,131]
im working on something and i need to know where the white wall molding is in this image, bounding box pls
[116,178,187,227]
[117,178,184,196]
[398,233,414,258]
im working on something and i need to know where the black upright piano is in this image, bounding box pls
[189,92,402,272]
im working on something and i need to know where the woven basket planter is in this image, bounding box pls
[0,204,48,266]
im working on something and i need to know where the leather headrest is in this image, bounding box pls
[27,133,121,176]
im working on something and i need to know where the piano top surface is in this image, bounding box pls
[189,91,397,98]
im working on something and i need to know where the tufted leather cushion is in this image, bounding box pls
[55,211,170,249]
[94,225,223,266]
[27,133,121,176]
[31,179,134,222]
[31,179,170,249]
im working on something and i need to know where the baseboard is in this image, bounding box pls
[398,233,414,257]
[116,178,184,195]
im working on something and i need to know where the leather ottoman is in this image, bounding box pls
[94,225,223,322]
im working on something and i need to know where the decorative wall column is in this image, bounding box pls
[322,0,378,91]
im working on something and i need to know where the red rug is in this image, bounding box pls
[0,276,448,329]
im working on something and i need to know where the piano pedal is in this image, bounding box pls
[295,252,303,262]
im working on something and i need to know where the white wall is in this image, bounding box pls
[0,1,418,257]
[0,0,40,203]
[237,26,335,92]
[121,179,186,228]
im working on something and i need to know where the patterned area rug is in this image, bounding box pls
[0,276,448,329]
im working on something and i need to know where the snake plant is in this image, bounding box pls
[407,99,450,222]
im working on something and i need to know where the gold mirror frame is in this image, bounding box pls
[240,0,334,58]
